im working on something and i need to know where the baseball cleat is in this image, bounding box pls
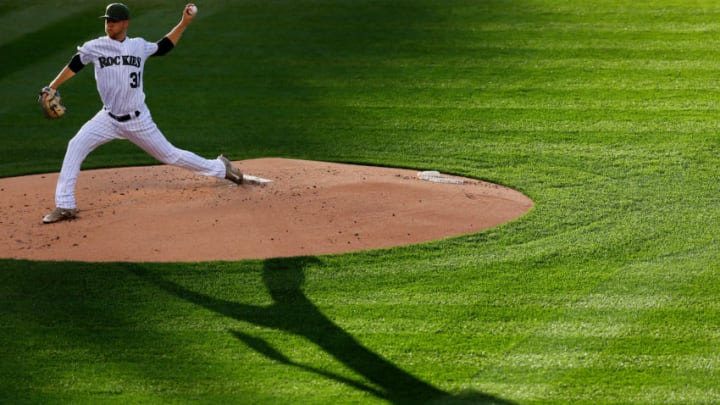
[43,207,78,224]
[218,155,244,185]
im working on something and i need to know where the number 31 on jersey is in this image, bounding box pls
[130,71,141,88]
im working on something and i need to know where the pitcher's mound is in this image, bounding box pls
[0,158,533,262]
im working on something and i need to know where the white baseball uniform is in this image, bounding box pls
[54,35,225,209]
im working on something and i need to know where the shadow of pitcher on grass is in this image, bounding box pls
[129,258,514,404]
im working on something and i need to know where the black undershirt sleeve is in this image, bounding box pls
[68,54,85,73]
[153,37,175,57]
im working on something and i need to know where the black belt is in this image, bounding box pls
[108,110,140,122]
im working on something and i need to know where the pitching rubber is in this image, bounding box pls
[417,171,466,185]
[243,174,273,186]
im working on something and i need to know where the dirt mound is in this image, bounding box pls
[0,158,533,262]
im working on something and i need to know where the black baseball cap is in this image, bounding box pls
[100,3,130,21]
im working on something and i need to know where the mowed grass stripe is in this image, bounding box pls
[0,2,95,47]
[474,353,720,375]
[477,382,720,405]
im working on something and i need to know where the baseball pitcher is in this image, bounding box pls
[39,3,244,224]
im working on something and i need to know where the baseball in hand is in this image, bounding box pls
[188,5,197,15]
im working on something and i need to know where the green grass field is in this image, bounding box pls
[2,0,720,403]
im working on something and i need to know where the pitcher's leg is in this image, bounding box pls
[129,121,225,178]
[55,113,116,208]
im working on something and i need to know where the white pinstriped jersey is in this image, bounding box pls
[77,37,158,115]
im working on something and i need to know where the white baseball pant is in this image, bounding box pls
[54,107,226,209]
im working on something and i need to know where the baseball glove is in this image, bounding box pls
[38,86,66,119]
